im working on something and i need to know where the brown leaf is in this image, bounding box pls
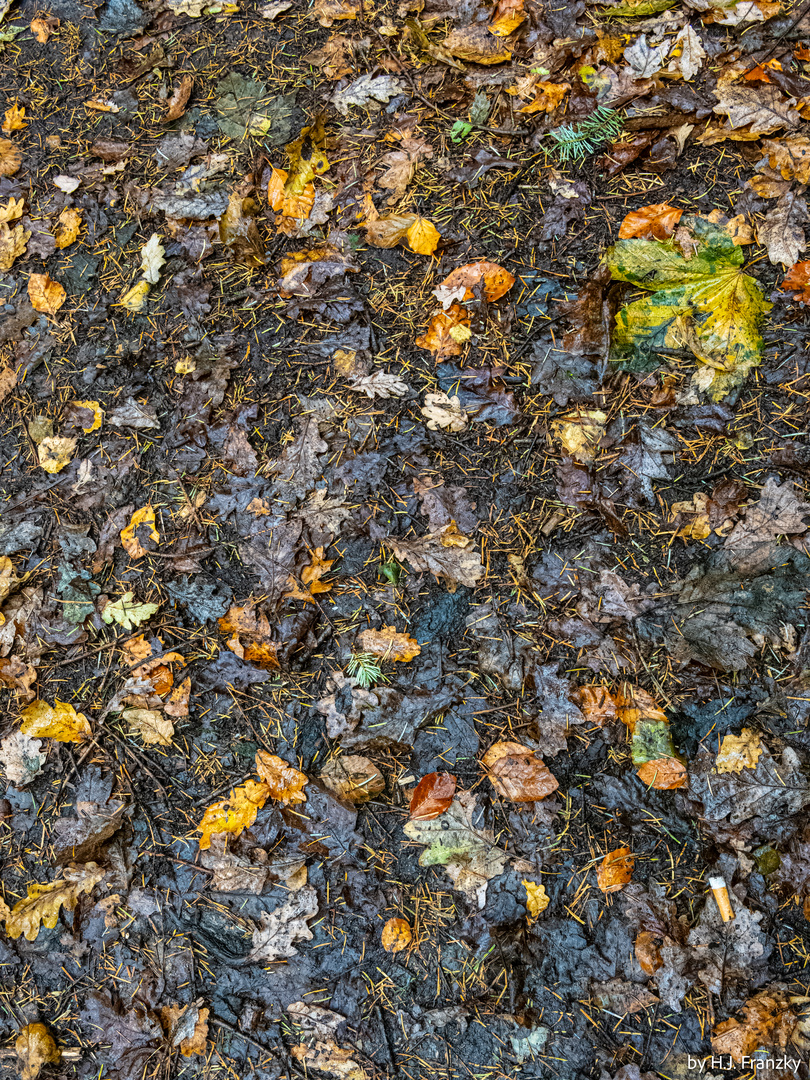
[164,75,193,122]
[482,742,559,802]
[123,708,174,746]
[218,603,281,669]
[615,683,667,733]
[711,989,797,1064]
[596,847,634,893]
[415,302,471,362]
[28,273,66,315]
[219,194,265,267]
[161,1002,209,1056]
[0,139,22,176]
[409,772,457,820]
[255,750,308,804]
[310,0,360,26]
[53,208,82,249]
[285,547,334,601]
[634,930,663,975]
[711,84,800,135]
[0,221,30,271]
[356,625,420,662]
[320,755,385,803]
[569,685,617,726]
[443,24,512,64]
[436,261,515,304]
[16,1024,61,1080]
[120,505,159,559]
[364,212,416,248]
[0,656,37,700]
[381,917,412,953]
[762,134,810,183]
[386,527,484,590]
[618,202,684,240]
[636,756,687,789]
[781,259,810,303]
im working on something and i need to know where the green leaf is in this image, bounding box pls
[449,120,473,144]
[102,591,159,631]
[606,215,772,401]
[631,719,677,765]
[215,74,295,143]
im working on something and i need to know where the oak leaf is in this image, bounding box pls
[218,603,281,669]
[197,779,272,850]
[519,81,570,113]
[255,750,308,804]
[715,728,763,773]
[28,273,66,315]
[385,528,484,589]
[762,135,810,183]
[140,234,166,283]
[357,625,420,662]
[618,202,683,240]
[482,742,558,802]
[421,392,468,432]
[711,989,797,1064]
[409,772,457,820]
[0,196,23,223]
[596,847,634,893]
[16,1024,60,1080]
[5,863,106,940]
[285,547,333,601]
[246,885,318,961]
[20,699,91,742]
[382,917,412,953]
[102,592,160,630]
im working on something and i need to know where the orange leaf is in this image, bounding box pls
[163,75,193,123]
[490,0,526,35]
[596,847,634,894]
[618,203,684,240]
[28,273,66,315]
[381,917,412,953]
[196,779,271,850]
[267,166,315,222]
[569,684,617,726]
[255,750,308,804]
[615,683,667,733]
[409,772,457,820]
[2,104,26,135]
[438,261,515,303]
[781,260,810,303]
[120,505,158,559]
[218,602,281,669]
[519,81,570,114]
[0,139,21,177]
[286,547,334,602]
[415,302,470,362]
[637,756,687,789]
[634,931,663,975]
[482,741,559,802]
[356,625,420,662]
[406,216,440,256]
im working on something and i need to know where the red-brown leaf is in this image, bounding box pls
[409,772,457,821]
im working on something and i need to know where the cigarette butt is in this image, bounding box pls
[708,876,734,922]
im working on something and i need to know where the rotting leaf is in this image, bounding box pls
[357,625,420,662]
[320,755,385,803]
[715,728,763,774]
[435,261,515,305]
[246,885,318,962]
[15,1024,61,1080]
[5,863,106,940]
[409,772,457,820]
[123,708,174,746]
[386,527,484,590]
[120,505,159,559]
[482,742,559,802]
[415,304,471,362]
[0,731,45,787]
[596,847,634,894]
[37,435,76,474]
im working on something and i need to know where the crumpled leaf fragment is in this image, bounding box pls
[20,699,91,743]
[415,303,471,361]
[120,505,159,559]
[421,392,468,431]
[5,863,106,940]
[550,409,607,462]
[246,885,318,961]
[15,1024,61,1080]
[356,625,420,662]
[606,214,772,400]
[482,742,559,802]
[255,750,308,804]
[320,755,385,803]
[715,728,763,774]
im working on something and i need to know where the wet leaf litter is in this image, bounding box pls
[2,0,810,1077]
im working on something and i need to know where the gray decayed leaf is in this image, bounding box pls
[246,885,318,962]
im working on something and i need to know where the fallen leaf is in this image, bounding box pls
[120,505,159,559]
[716,728,763,773]
[490,0,526,34]
[28,272,66,315]
[409,772,457,820]
[0,220,29,270]
[119,279,150,311]
[70,399,103,432]
[757,192,808,267]
[163,74,193,122]
[437,261,515,303]
[255,750,308,804]
[0,139,21,176]
[636,756,688,789]
[218,602,281,668]
[386,527,484,589]
[607,214,772,400]
[20,699,91,742]
[615,684,667,733]
[421,392,469,432]
[197,779,272,850]
[551,409,607,462]
[332,73,403,116]
[37,435,76,474]
[123,708,174,746]
[569,685,617,726]
[634,930,663,974]
[15,1025,60,1080]
[247,886,318,961]
[53,207,82,249]
[347,371,409,399]
[415,303,471,361]
[0,653,36,700]
[311,0,361,23]
[712,85,800,134]
[443,24,512,64]
[357,625,421,662]
[597,847,634,893]
[624,33,667,77]
[320,755,385,803]
[381,917,412,954]
[140,233,166,283]
[780,259,810,303]
[1,103,25,134]
[518,80,570,114]
[523,880,550,920]
[161,1002,209,1056]
[669,24,706,80]
[53,173,80,192]
[30,15,58,42]
[761,135,810,183]
[482,742,559,802]
[0,195,23,223]
[0,731,45,787]
[101,592,160,631]
[406,216,440,256]
[618,203,683,240]
[219,193,265,267]
[5,863,105,940]
[285,546,334,601]
[711,988,798,1064]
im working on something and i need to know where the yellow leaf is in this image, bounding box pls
[550,409,607,462]
[120,505,159,559]
[0,196,24,223]
[0,139,21,176]
[381,916,412,953]
[5,864,105,941]
[102,592,160,631]
[255,750,308,804]
[2,104,27,134]
[71,399,103,432]
[284,120,329,197]
[490,0,526,35]
[268,166,315,223]
[197,779,271,850]
[119,279,150,312]
[0,221,29,270]
[16,1024,61,1080]
[123,708,174,746]
[716,728,763,774]
[356,625,421,662]
[523,880,550,920]
[286,547,334,601]
[28,273,66,315]
[20,699,91,742]
[365,213,417,248]
[519,81,570,113]
[54,207,82,249]
[37,435,77,474]
[406,216,440,256]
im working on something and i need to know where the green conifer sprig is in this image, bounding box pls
[547,106,624,164]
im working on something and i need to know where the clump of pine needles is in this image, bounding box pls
[346,652,384,689]
[546,106,623,163]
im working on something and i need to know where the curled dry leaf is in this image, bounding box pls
[596,847,634,893]
[409,771,457,821]
[164,74,194,122]
[524,880,550,920]
[320,755,385,803]
[381,916,412,953]
[436,261,515,303]
[197,779,272,850]
[218,603,280,669]
[16,1024,61,1080]
[4,863,106,940]
[255,750,308,804]
[20,699,91,743]
[356,625,420,662]
[618,202,684,240]
[482,742,559,802]
[28,272,66,315]
[715,728,763,773]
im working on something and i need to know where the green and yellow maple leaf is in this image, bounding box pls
[102,591,160,631]
[606,215,772,401]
